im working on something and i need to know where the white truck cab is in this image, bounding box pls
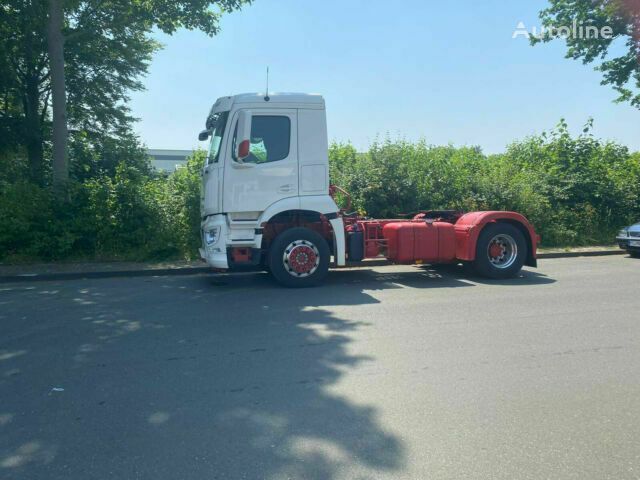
[199,93,346,283]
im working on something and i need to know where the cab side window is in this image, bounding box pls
[233,115,291,164]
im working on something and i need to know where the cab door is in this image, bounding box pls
[202,153,222,216]
[223,109,298,215]
[201,111,229,216]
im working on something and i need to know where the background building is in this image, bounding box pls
[146,149,193,171]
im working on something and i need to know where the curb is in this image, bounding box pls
[0,249,628,283]
[537,249,625,259]
[0,266,211,283]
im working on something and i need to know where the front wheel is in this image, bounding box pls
[268,227,330,287]
[472,223,527,279]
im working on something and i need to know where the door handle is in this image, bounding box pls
[278,184,294,193]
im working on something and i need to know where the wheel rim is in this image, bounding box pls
[283,240,320,277]
[487,234,518,269]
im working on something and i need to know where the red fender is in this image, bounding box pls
[454,211,538,265]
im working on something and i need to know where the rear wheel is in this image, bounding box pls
[473,223,527,279]
[268,227,330,287]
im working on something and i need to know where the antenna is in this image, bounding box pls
[264,66,270,102]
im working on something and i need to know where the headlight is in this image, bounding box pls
[618,229,628,237]
[204,226,220,245]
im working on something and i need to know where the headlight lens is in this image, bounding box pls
[204,226,220,245]
[618,229,628,237]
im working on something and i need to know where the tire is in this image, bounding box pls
[268,227,330,287]
[629,251,640,259]
[472,223,527,279]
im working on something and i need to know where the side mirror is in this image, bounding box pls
[235,110,252,161]
[198,129,210,141]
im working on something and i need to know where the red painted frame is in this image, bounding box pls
[347,211,538,265]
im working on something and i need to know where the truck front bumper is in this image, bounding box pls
[200,215,229,269]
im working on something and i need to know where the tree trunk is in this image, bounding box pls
[24,74,44,186]
[46,0,68,188]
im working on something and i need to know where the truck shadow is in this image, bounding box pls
[205,267,473,292]
[420,263,556,286]
[206,262,555,291]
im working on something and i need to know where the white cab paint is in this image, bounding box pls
[199,93,346,268]
[202,160,223,217]
[329,217,346,267]
[222,108,298,214]
[297,108,329,194]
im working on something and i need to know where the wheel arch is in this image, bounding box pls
[455,211,538,267]
[259,203,345,266]
[257,195,339,226]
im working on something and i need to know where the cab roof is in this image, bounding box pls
[232,92,324,105]
[208,93,324,121]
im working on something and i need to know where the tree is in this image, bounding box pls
[533,0,640,108]
[0,0,252,185]
[0,1,49,184]
[47,0,68,187]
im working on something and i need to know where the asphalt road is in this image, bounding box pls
[1,256,639,480]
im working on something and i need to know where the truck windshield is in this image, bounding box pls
[207,111,229,164]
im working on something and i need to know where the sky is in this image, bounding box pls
[129,0,640,154]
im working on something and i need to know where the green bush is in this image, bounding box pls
[0,150,206,262]
[1,122,639,263]
[329,121,640,246]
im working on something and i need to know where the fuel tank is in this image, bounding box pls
[383,221,456,263]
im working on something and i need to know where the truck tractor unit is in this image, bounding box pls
[198,93,538,287]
